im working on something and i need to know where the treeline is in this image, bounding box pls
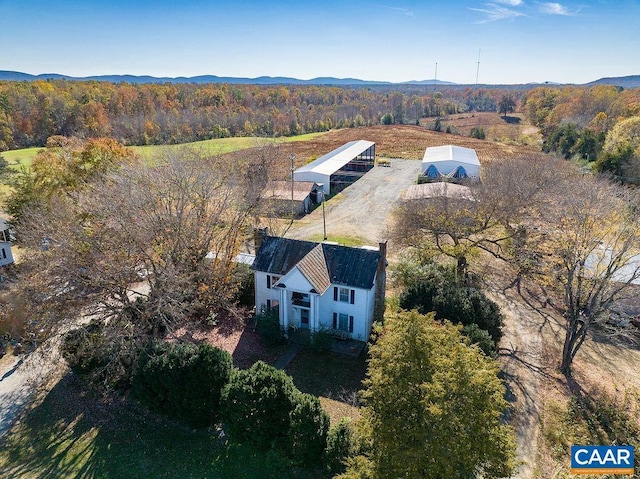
[0,80,522,150]
[523,85,640,179]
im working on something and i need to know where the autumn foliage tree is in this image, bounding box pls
[341,310,516,479]
[4,136,136,221]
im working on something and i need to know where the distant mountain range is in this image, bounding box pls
[0,71,451,86]
[585,75,640,88]
[0,71,639,88]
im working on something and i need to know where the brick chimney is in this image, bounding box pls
[374,240,388,323]
[253,227,268,254]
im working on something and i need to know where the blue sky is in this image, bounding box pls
[1,0,638,85]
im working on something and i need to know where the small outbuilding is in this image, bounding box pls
[421,145,480,180]
[293,140,375,196]
[261,180,320,216]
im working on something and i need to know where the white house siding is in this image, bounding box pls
[254,271,377,341]
[316,283,376,341]
[0,242,13,267]
[276,267,318,331]
[254,271,282,312]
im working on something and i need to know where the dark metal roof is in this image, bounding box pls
[252,236,380,290]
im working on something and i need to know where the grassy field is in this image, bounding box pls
[2,147,42,170]
[132,133,326,161]
[0,132,328,169]
[0,373,327,479]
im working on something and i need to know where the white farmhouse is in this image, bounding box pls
[0,217,14,267]
[421,145,480,180]
[252,231,386,341]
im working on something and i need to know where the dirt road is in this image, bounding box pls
[287,159,420,245]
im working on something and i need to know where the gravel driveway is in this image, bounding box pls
[287,158,420,245]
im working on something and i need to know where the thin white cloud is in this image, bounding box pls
[383,5,415,17]
[495,0,524,6]
[470,3,526,23]
[538,2,574,15]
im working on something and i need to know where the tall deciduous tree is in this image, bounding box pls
[343,310,516,479]
[540,174,640,376]
[11,147,272,384]
[498,95,516,117]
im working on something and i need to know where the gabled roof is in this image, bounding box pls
[252,235,380,290]
[295,244,331,294]
[294,140,375,176]
[422,145,480,166]
[262,180,318,202]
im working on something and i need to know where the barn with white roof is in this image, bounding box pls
[421,145,480,180]
[293,140,375,196]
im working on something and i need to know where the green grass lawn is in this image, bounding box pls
[0,374,327,479]
[1,132,328,169]
[132,132,327,162]
[2,147,42,170]
[306,234,365,248]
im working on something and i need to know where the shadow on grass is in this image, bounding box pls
[231,326,288,369]
[501,115,521,124]
[285,349,367,405]
[0,373,322,479]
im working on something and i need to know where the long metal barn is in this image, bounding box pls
[293,140,376,196]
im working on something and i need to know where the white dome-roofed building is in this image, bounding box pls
[421,145,480,180]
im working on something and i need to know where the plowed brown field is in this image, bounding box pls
[286,123,542,166]
[222,122,545,179]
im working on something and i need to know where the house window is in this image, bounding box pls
[1,248,5,260]
[266,299,279,310]
[334,286,355,304]
[333,312,354,333]
[267,275,280,289]
[292,292,310,307]
[339,287,349,302]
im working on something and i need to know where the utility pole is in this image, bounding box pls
[433,62,438,91]
[289,153,295,220]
